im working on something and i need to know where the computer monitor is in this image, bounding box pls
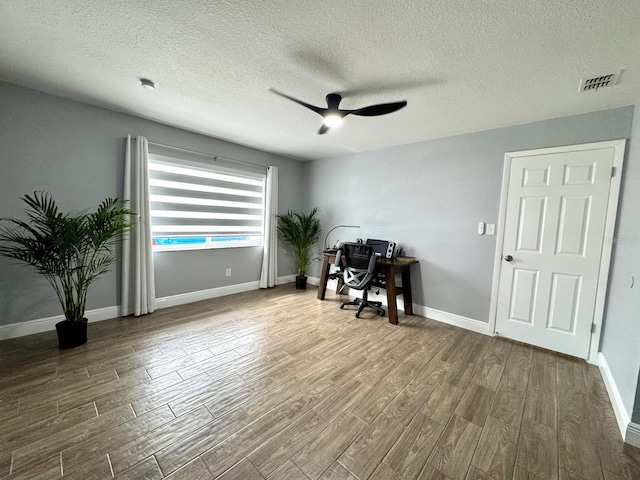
[365,239,389,257]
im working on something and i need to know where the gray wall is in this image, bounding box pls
[600,99,640,420]
[306,107,634,322]
[306,104,640,423]
[2,79,638,427]
[0,82,305,326]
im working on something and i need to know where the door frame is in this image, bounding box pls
[488,139,627,363]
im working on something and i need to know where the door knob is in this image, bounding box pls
[504,255,513,262]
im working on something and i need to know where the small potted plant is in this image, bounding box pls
[276,207,321,289]
[0,191,136,348]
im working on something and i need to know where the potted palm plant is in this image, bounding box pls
[0,191,136,349]
[276,207,321,289]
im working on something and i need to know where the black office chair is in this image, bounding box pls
[335,242,385,318]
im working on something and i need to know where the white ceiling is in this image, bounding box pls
[1,1,639,161]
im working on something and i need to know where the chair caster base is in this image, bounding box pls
[340,297,385,318]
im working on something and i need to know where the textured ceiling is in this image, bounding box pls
[1,0,639,160]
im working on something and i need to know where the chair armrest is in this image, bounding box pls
[366,254,377,274]
[334,248,342,266]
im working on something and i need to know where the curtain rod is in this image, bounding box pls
[147,140,267,170]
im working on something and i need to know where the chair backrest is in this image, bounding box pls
[335,242,377,290]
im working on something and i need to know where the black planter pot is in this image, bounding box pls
[55,319,88,349]
[295,275,308,290]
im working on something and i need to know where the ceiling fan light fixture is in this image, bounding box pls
[323,114,343,128]
[269,88,407,134]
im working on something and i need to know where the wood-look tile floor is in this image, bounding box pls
[1,285,638,480]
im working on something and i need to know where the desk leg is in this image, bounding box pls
[317,256,331,300]
[401,269,414,315]
[385,269,399,325]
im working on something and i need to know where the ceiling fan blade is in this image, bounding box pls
[318,124,330,135]
[349,100,407,117]
[269,88,326,115]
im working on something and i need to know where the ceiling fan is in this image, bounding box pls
[269,88,407,134]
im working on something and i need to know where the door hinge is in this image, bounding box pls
[611,166,616,177]
[591,323,597,334]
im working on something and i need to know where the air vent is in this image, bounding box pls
[579,71,621,92]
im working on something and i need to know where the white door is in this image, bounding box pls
[495,142,622,358]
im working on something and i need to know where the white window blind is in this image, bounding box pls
[148,154,266,251]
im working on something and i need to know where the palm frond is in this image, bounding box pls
[0,191,138,323]
[276,207,321,276]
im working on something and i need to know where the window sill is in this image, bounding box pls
[153,243,263,253]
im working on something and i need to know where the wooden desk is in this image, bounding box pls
[317,252,419,325]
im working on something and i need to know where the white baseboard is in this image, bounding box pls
[315,277,490,335]
[155,281,259,309]
[0,275,490,342]
[277,275,320,286]
[413,305,492,336]
[597,352,631,440]
[277,274,297,285]
[0,276,488,346]
[0,281,262,341]
[0,306,120,341]
[626,422,640,448]
[306,276,320,286]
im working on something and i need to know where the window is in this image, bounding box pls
[148,154,266,251]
